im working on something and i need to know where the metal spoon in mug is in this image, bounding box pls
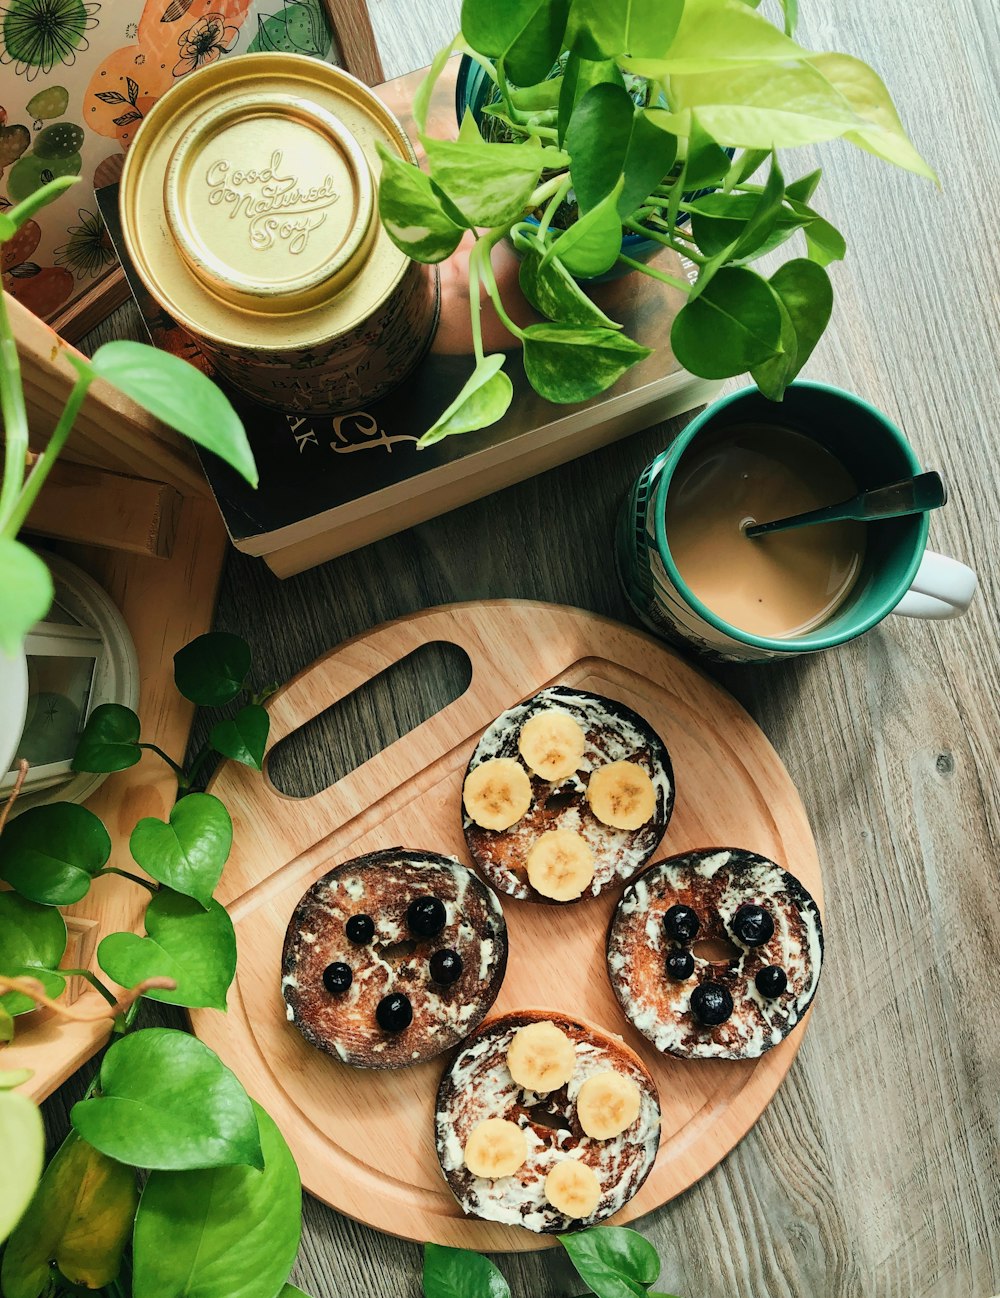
[743,470,947,539]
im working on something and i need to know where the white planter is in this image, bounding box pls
[0,647,29,784]
[1,553,138,816]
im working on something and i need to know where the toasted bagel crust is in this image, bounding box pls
[282,848,508,1069]
[463,687,673,903]
[607,847,823,1060]
[435,1009,661,1233]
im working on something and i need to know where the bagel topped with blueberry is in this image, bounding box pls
[281,848,508,1069]
[435,1010,660,1233]
[607,848,822,1060]
[462,687,673,904]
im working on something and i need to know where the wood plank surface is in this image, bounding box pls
[41,1,1000,1295]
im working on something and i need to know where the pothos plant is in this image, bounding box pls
[376,0,936,446]
[0,176,257,658]
[423,1232,683,1297]
[0,632,306,1298]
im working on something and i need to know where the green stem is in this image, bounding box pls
[61,968,118,1009]
[495,60,518,122]
[468,245,485,364]
[623,217,707,263]
[527,173,568,212]
[478,236,525,341]
[181,744,214,792]
[0,284,30,531]
[618,253,692,294]
[138,742,185,780]
[3,365,94,538]
[536,175,573,243]
[100,867,158,894]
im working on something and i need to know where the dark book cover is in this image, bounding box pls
[96,61,708,559]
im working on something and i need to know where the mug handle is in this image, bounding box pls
[892,550,978,620]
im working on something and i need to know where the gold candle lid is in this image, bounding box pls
[119,54,416,352]
[163,92,375,313]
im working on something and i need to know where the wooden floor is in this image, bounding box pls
[49,1,1000,1294]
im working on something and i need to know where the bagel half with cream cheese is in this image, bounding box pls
[281,847,508,1069]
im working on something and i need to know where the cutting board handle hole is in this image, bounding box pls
[266,640,473,798]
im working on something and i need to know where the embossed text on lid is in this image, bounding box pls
[164,92,374,311]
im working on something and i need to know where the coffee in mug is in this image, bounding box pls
[664,423,866,639]
[617,381,977,662]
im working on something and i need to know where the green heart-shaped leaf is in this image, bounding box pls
[209,704,270,770]
[785,167,822,204]
[787,197,846,265]
[423,1242,511,1298]
[543,181,624,278]
[376,143,465,262]
[91,342,258,488]
[619,109,678,216]
[98,890,236,1011]
[130,793,233,908]
[71,703,141,773]
[566,82,634,213]
[629,0,806,77]
[1,1132,137,1298]
[519,246,621,329]
[566,0,683,61]
[0,893,66,1016]
[751,258,832,399]
[560,1226,661,1297]
[0,1090,43,1243]
[71,1028,262,1171]
[424,137,544,229]
[418,355,513,448]
[461,0,570,86]
[0,539,53,658]
[131,1102,299,1298]
[173,632,251,707]
[522,322,650,402]
[558,51,625,146]
[671,265,784,378]
[0,803,111,905]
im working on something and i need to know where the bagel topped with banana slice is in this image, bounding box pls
[435,1010,660,1233]
[462,687,673,903]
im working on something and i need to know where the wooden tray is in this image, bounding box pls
[193,601,822,1251]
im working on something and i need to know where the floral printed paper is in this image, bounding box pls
[0,0,334,322]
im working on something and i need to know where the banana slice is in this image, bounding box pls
[525,829,595,901]
[517,710,586,781]
[463,1118,528,1178]
[544,1159,602,1218]
[506,1021,577,1092]
[576,1070,642,1140]
[586,760,656,830]
[463,758,533,831]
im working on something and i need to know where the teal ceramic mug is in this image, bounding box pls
[617,382,978,662]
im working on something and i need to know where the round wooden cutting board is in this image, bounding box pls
[192,601,822,1251]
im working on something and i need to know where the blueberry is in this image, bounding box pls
[345,913,375,944]
[663,904,699,943]
[755,965,788,998]
[407,895,446,938]
[665,949,695,981]
[690,980,734,1026]
[375,992,413,1033]
[731,904,775,946]
[429,948,463,985]
[322,962,352,994]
